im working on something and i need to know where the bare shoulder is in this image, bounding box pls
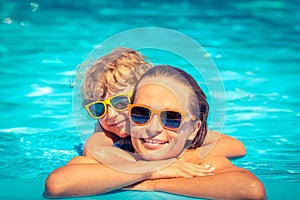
[202,130,222,145]
[67,156,99,165]
[207,129,220,135]
[202,156,231,165]
[207,130,232,140]
[84,131,114,158]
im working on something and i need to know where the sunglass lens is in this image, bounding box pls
[161,111,182,128]
[130,106,151,124]
[89,103,105,117]
[111,95,130,110]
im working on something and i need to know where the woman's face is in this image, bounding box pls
[99,86,133,138]
[130,82,198,160]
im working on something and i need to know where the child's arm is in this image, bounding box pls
[44,156,149,198]
[84,131,114,151]
[83,132,215,173]
[44,156,212,198]
[83,131,139,164]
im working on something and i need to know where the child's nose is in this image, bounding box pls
[106,106,118,119]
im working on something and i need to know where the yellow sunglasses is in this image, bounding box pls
[84,91,133,119]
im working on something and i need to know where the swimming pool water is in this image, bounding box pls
[1,0,299,199]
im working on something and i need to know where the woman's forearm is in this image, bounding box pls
[45,163,149,198]
[129,156,265,200]
[152,169,265,200]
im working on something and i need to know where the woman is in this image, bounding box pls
[125,65,265,200]
[45,65,265,199]
[129,65,210,161]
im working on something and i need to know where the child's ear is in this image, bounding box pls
[188,120,201,140]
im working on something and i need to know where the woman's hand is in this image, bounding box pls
[150,159,215,179]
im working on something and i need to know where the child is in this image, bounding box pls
[81,47,152,155]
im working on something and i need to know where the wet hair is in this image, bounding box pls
[132,65,209,149]
[81,47,152,106]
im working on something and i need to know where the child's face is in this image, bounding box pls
[99,86,133,138]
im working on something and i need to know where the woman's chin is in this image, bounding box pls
[138,145,177,160]
[140,152,172,161]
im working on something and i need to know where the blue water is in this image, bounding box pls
[1,0,299,199]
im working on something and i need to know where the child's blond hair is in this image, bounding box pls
[81,47,152,105]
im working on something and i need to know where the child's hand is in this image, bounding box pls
[150,160,215,179]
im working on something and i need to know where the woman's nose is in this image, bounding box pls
[146,115,163,137]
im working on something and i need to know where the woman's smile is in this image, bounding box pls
[141,138,169,150]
